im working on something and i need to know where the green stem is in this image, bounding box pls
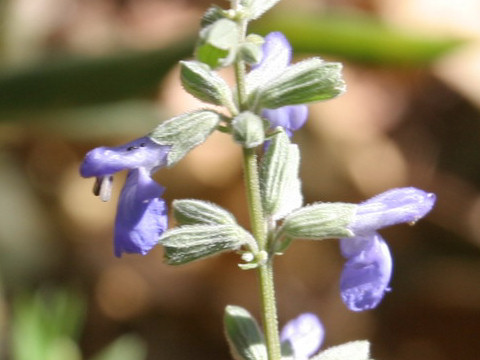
[258,260,282,360]
[242,148,266,248]
[243,148,282,360]
[233,5,281,358]
[234,19,248,111]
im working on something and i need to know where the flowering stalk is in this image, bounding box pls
[232,3,282,357]
[79,1,436,359]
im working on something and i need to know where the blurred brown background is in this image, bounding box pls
[1,0,480,359]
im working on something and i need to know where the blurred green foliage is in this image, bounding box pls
[9,288,146,360]
[0,11,464,121]
[0,41,194,115]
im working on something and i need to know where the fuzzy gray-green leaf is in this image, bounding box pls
[224,305,267,360]
[161,225,247,265]
[180,61,235,109]
[310,340,372,360]
[196,18,238,68]
[149,110,222,166]
[173,199,237,225]
[241,0,281,20]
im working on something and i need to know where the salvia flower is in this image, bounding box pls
[247,32,308,136]
[340,187,436,311]
[281,313,324,360]
[80,136,170,257]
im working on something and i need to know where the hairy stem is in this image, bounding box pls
[243,148,281,360]
[233,4,281,358]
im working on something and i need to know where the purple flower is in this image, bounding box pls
[248,32,308,136]
[281,313,324,359]
[263,105,308,137]
[339,187,436,311]
[80,136,170,257]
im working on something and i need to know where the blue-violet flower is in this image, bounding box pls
[247,32,308,137]
[281,313,324,360]
[339,187,436,311]
[80,136,170,257]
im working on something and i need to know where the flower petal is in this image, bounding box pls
[80,136,170,178]
[247,32,292,93]
[281,313,325,360]
[340,233,392,311]
[339,235,372,259]
[349,187,436,235]
[114,168,168,257]
[263,104,308,137]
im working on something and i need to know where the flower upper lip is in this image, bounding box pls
[80,136,170,178]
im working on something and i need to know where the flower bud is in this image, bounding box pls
[281,202,356,240]
[232,111,266,148]
[254,58,346,109]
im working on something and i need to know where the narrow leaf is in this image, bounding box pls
[252,12,463,66]
[0,40,193,114]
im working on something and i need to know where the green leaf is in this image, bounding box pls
[281,202,357,240]
[180,60,235,110]
[161,224,249,265]
[224,305,267,360]
[11,289,85,360]
[173,199,237,225]
[254,58,345,109]
[195,43,230,69]
[310,340,372,360]
[196,18,239,68]
[232,111,266,148]
[252,12,464,66]
[149,110,223,166]
[260,129,302,219]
